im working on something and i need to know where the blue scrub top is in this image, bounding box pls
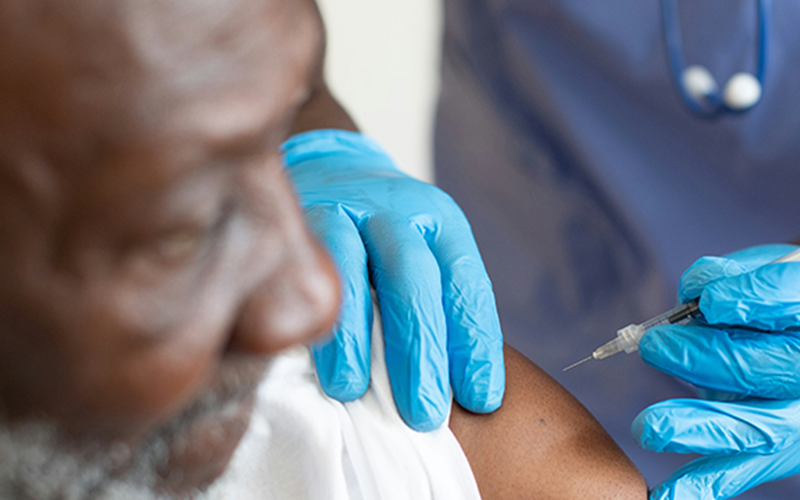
[434,0,800,497]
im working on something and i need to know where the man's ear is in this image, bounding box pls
[289,1,358,135]
[290,81,358,135]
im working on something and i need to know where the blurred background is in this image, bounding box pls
[315,0,442,183]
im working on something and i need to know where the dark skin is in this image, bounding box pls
[0,0,340,491]
[0,0,646,497]
[451,346,646,499]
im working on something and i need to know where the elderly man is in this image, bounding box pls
[0,0,647,498]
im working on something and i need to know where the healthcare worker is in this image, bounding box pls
[286,0,800,499]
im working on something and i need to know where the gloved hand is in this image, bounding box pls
[633,243,800,499]
[634,397,800,500]
[282,129,505,432]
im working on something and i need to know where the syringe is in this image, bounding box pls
[563,247,800,372]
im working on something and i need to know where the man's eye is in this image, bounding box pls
[151,229,205,263]
[119,228,208,281]
[124,197,236,275]
[156,231,201,260]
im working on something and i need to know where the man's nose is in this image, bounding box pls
[231,236,341,354]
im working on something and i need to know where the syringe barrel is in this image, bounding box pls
[590,248,800,365]
[600,302,700,359]
[772,248,800,264]
[640,301,700,330]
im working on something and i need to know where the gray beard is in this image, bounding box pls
[0,355,268,500]
[0,418,173,500]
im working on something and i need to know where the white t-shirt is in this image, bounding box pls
[204,304,482,500]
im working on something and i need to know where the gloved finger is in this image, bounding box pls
[420,195,505,414]
[678,257,750,303]
[633,398,800,455]
[648,443,800,500]
[361,213,450,432]
[639,324,800,399]
[304,205,373,402]
[723,244,799,267]
[677,244,797,303]
[699,262,800,331]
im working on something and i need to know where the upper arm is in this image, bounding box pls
[449,344,648,500]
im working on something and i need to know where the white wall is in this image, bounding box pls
[315,0,443,183]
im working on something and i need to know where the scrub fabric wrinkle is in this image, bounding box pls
[436,0,800,498]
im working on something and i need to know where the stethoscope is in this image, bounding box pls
[662,0,771,117]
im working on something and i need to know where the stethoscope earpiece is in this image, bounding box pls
[681,66,762,111]
[722,72,762,110]
[681,65,718,102]
[664,0,770,117]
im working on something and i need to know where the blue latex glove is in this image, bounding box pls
[282,130,505,432]
[634,398,800,500]
[633,243,800,499]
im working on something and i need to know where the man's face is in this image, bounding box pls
[0,0,339,496]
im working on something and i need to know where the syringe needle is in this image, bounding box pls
[562,356,593,372]
[560,249,800,374]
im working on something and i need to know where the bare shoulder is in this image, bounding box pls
[449,344,647,500]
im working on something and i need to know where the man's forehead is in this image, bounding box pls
[0,0,322,228]
[0,0,322,156]
[0,0,316,59]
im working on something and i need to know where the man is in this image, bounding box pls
[0,0,341,494]
[0,0,648,498]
